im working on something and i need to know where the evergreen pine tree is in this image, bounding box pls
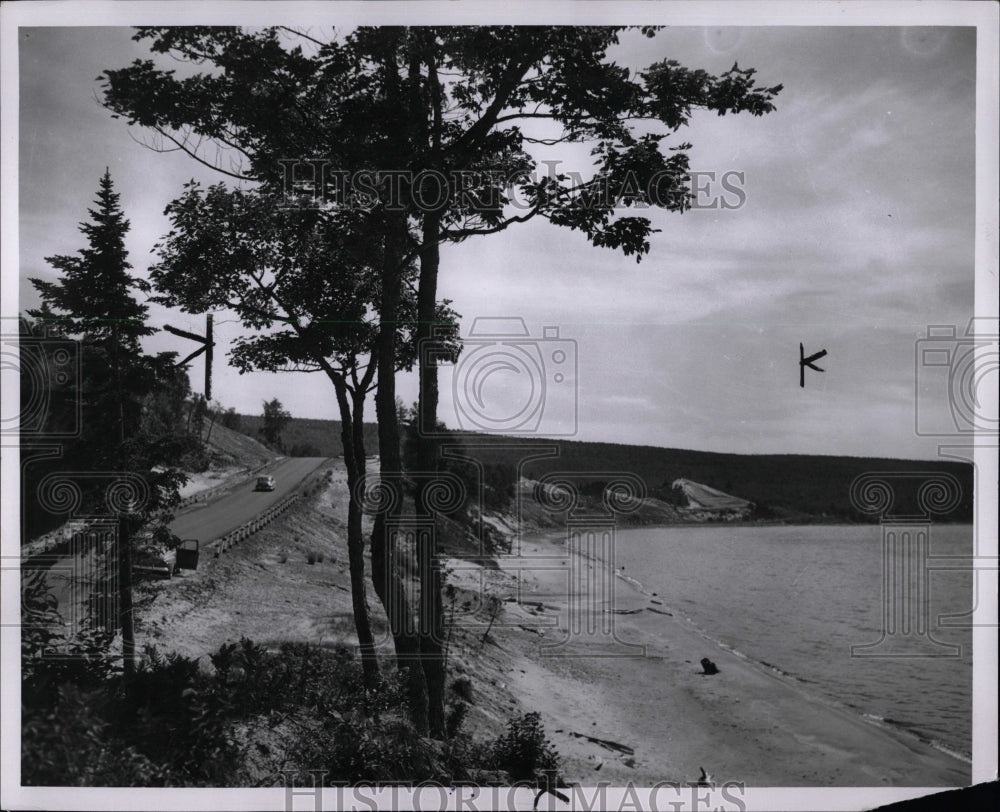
[26,170,183,683]
[29,169,154,460]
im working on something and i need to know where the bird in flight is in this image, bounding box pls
[800,343,828,388]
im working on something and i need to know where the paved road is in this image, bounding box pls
[169,456,327,546]
[41,457,328,626]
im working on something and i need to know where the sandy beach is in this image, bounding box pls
[475,532,971,787]
[131,466,971,789]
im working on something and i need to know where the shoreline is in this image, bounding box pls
[609,536,973,768]
[480,529,971,787]
[124,468,972,788]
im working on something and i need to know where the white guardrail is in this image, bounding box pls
[176,461,272,510]
[26,461,276,559]
[211,494,299,558]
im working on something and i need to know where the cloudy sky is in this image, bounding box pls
[11,10,987,460]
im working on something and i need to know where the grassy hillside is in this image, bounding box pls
[236,414,379,458]
[475,436,975,522]
[202,421,277,469]
[230,416,974,521]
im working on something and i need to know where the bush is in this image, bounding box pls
[22,682,167,786]
[450,676,473,703]
[115,646,237,783]
[220,408,242,432]
[485,712,560,783]
[21,569,116,709]
[22,620,565,789]
[446,700,469,739]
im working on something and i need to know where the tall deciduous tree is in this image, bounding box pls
[102,27,782,735]
[260,398,292,450]
[151,183,458,695]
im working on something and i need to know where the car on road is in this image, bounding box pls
[255,475,276,492]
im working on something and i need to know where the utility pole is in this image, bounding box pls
[164,314,215,398]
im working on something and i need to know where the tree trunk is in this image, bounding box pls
[415,211,447,738]
[204,403,218,444]
[112,331,136,690]
[117,513,136,686]
[331,378,380,690]
[372,218,429,734]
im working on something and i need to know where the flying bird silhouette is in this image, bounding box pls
[799,343,828,388]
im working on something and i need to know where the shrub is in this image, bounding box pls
[22,682,167,786]
[450,676,473,703]
[113,645,238,783]
[22,621,565,789]
[485,712,560,783]
[446,700,469,739]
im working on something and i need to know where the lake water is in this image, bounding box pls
[610,523,974,760]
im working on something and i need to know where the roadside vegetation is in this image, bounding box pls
[22,602,559,787]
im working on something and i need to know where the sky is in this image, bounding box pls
[11,15,988,460]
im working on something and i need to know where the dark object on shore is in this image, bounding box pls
[697,766,713,786]
[567,730,635,755]
[450,676,473,703]
[701,658,719,675]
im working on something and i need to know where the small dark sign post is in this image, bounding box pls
[175,539,200,571]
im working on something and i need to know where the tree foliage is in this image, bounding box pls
[24,170,194,683]
[25,171,191,515]
[101,25,782,737]
[260,398,291,449]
